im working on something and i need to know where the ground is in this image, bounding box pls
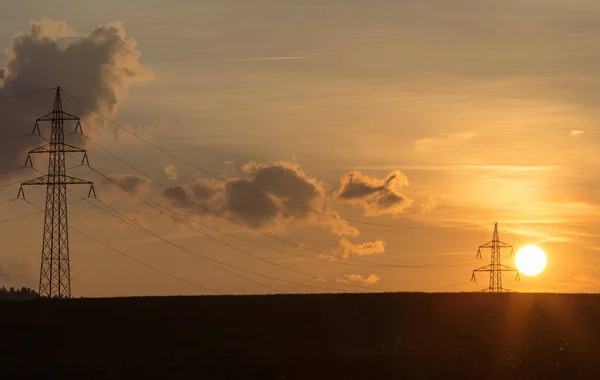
[1,293,599,379]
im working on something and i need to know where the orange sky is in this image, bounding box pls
[1,1,600,296]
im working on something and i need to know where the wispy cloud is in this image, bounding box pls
[224,56,313,63]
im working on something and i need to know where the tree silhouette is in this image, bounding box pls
[0,286,39,300]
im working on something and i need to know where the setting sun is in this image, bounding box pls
[515,245,547,276]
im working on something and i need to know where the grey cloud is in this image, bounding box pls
[0,18,151,173]
[161,162,358,236]
[161,179,221,213]
[335,170,412,216]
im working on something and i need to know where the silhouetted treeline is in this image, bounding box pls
[0,286,39,300]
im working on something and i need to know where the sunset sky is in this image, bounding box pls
[1,0,600,296]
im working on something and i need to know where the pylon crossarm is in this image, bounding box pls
[473,268,493,273]
[496,241,513,248]
[28,143,86,154]
[36,110,80,122]
[479,242,494,249]
[21,175,94,186]
[498,265,518,271]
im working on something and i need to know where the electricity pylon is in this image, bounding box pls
[471,222,520,292]
[17,86,95,298]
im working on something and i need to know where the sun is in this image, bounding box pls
[515,245,547,276]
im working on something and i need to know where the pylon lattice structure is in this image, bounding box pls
[18,86,96,298]
[471,222,520,292]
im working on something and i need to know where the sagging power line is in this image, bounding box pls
[61,87,486,232]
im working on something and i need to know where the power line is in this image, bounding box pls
[20,196,221,295]
[0,198,83,225]
[86,196,374,293]
[0,134,33,146]
[0,199,16,207]
[416,282,483,292]
[0,166,32,178]
[70,226,222,295]
[0,140,43,155]
[89,162,479,275]
[80,197,286,294]
[0,87,56,102]
[78,137,481,270]
[62,88,486,231]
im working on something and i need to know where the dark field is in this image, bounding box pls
[2,293,600,379]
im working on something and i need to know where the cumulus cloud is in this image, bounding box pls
[340,238,386,258]
[337,273,380,286]
[0,17,151,172]
[161,178,222,211]
[334,170,412,216]
[161,161,358,236]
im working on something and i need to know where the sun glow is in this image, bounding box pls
[515,245,547,276]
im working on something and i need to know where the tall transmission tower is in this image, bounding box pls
[471,222,520,292]
[17,86,95,298]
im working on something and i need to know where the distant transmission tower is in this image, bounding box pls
[471,222,520,292]
[17,86,95,298]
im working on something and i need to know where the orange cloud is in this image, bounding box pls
[337,274,380,286]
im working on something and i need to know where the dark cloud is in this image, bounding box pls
[161,178,221,212]
[334,170,412,216]
[0,18,151,173]
[221,162,323,227]
[161,162,358,236]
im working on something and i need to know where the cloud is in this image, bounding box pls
[337,274,380,286]
[161,161,358,236]
[101,173,151,195]
[165,165,178,182]
[0,17,151,172]
[421,197,437,212]
[334,170,413,216]
[224,56,313,63]
[161,178,222,212]
[571,129,585,136]
[340,238,386,258]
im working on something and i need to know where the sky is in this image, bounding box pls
[1,0,600,296]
